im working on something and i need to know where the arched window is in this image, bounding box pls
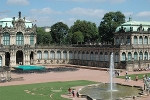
[69,51,73,60]
[139,36,143,44]
[78,51,81,60]
[3,32,10,45]
[0,56,2,66]
[86,52,90,60]
[90,52,93,61]
[57,51,61,59]
[74,51,77,60]
[30,33,34,45]
[16,32,24,45]
[63,51,67,59]
[134,36,138,44]
[44,51,48,59]
[144,36,148,44]
[144,52,148,60]
[134,52,138,60]
[37,51,42,59]
[139,52,143,60]
[100,52,103,61]
[95,52,98,61]
[122,52,126,61]
[82,51,85,60]
[104,52,108,61]
[50,51,55,59]
[114,52,119,62]
[128,52,132,61]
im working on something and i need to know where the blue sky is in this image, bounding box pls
[0,0,150,27]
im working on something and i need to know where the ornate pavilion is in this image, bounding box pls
[0,12,150,71]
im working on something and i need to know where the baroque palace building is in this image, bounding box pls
[0,12,150,71]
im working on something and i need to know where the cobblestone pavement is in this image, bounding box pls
[0,65,150,100]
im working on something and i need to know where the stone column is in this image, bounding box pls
[67,51,69,61]
[2,53,5,66]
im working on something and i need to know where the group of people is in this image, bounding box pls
[125,71,139,82]
[68,88,79,98]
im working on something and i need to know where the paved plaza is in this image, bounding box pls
[0,65,150,100]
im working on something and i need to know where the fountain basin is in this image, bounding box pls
[79,83,143,100]
[13,65,45,71]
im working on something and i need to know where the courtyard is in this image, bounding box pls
[0,65,150,100]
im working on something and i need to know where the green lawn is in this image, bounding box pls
[117,73,150,80]
[0,80,98,100]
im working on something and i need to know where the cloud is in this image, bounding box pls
[136,11,150,17]
[66,7,106,18]
[6,0,30,5]
[30,7,61,15]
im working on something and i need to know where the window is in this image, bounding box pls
[104,52,108,61]
[57,51,61,59]
[114,53,119,62]
[100,52,103,61]
[144,36,148,44]
[44,51,48,59]
[122,52,126,61]
[116,37,119,45]
[134,36,138,44]
[128,52,132,61]
[127,36,131,44]
[30,33,34,45]
[63,51,67,59]
[3,33,10,45]
[95,52,98,61]
[90,52,93,61]
[139,52,143,60]
[69,51,73,60]
[139,36,143,44]
[134,52,138,60]
[144,52,148,60]
[37,51,42,59]
[50,51,55,59]
[16,32,24,45]
[82,51,85,60]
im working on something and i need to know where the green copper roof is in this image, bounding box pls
[0,18,32,28]
[115,20,150,32]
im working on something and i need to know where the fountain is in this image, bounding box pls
[110,52,115,91]
[79,52,143,100]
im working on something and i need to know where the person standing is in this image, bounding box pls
[72,89,75,97]
[135,75,138,81]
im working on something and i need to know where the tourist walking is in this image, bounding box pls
[72,89,75,97]
[125,75,128,82]
[68,87,71,94]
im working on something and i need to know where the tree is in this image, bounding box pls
[98,11,125,42]
[50,22,69,45]
[70,20,98,43]
[72,31,84,44]
[36,27,52,45]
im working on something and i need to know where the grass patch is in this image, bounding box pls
[117,73,150,80]
[0,80,98,100]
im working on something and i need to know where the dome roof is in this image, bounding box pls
[0,18,33,28]
[115,18,150,33]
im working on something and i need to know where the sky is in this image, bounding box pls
[0,0,150,27]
